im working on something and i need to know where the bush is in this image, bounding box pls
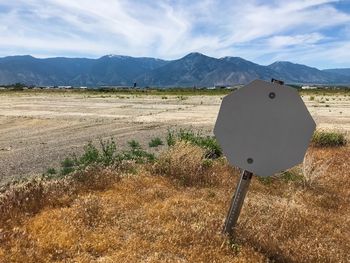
[100,138,118,166]
[153,141,215,186]
[61,157,75,175]
[77,142,100,167]
[46,168,57,175]
[166,129,176,147]
[122,140,155,163]
[54,138,155,176]
[166,129,222,159]
[149,137,163,147]
[71,139,119,171]
[312,130,347,147]
[128,140,141,149]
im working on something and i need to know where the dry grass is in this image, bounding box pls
[153,141,218,186]
[0,144,349,262]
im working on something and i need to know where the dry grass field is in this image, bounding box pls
[0,142,349,262]
[0,89,349,262]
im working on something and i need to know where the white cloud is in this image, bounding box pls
[267,33,325,48]
[217,0,349,46]
[0,0,349,67]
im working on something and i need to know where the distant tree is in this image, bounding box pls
[13,83,25,90]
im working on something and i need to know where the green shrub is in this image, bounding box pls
[128,140,141,150]
[100,138,118,166]
[43,168,58,179]
[166,129,176,147]
[77,142,100,167]
[122,140,155,163]
[149,137,163,147]
[46,168,57,175]
[166,129,222,159]
[55,138,156,176]
[61,157,75,175]
[312,130,347,147]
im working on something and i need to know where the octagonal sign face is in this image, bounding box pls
[214,79,316,177]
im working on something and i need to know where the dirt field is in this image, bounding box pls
[0,90,349,184]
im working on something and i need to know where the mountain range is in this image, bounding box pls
[0,53,349,87]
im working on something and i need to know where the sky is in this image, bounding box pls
[0,0,350,69]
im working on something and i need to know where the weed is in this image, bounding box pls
[166,129,176,146]
[54,138,155,176]
[309,96,315,101]
[312,130,347,147]
[122,140,155,163]
[280,170,303,183]
[257,176,273,185]
[166,129,222,159]
[99,138,118,166]
[77,142,100,167]
[128,140,141,149]
[60,157,75,175]
[202,159,214,168]
[148,137,163,147]
[46,168,57,175]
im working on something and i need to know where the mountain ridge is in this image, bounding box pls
[0,53,349,86]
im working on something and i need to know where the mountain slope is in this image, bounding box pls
[138,53,286,87]
[0,53,349,86]
[267,61,349,84]
[138,53,227,86]
[0,55,167,86]
[323,68,350,77]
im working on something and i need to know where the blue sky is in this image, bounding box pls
[0,0,350,69]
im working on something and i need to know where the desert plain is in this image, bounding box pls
[0,89,349,185]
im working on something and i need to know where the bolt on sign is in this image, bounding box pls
[214,79,316,236]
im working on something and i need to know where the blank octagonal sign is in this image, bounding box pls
[214,79,316,177]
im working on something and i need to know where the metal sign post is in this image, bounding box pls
[223,170,252,236]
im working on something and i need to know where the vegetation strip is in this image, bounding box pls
[0,129,349,262]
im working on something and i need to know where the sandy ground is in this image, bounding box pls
[0,91,349,184]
